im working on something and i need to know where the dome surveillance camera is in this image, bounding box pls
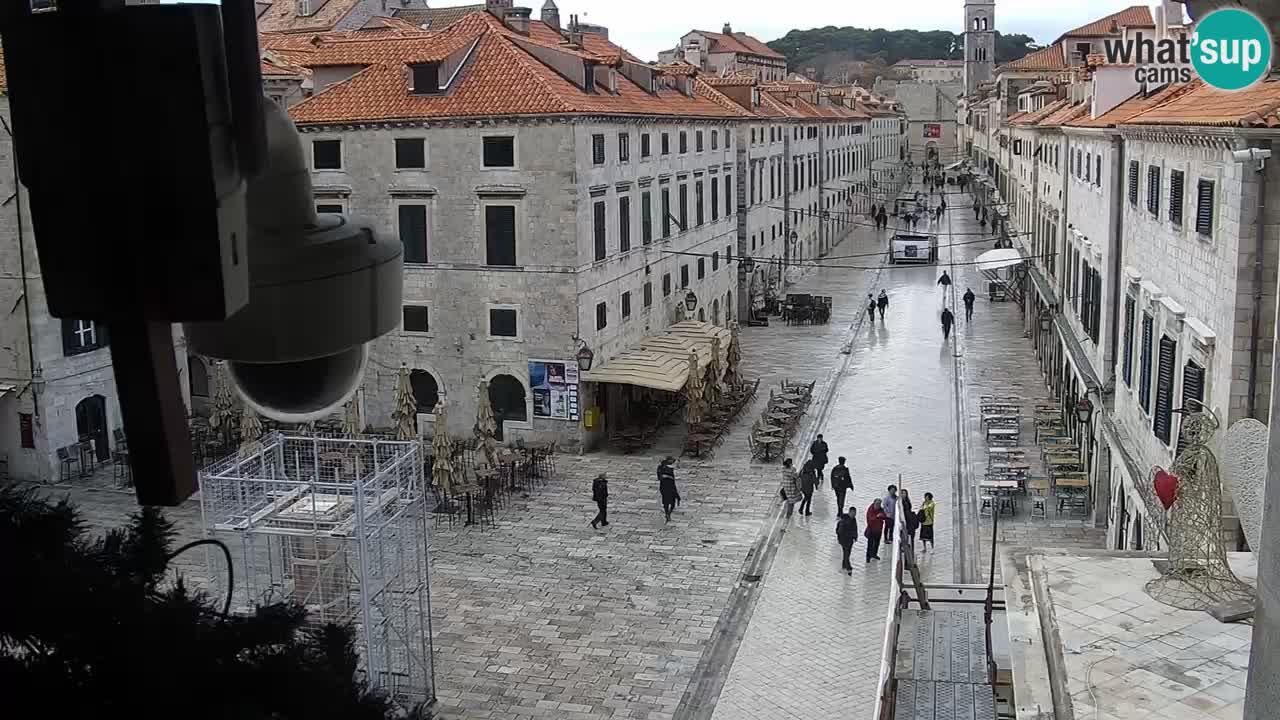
[184,98,403,423]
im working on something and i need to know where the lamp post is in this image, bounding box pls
[788,230,799,267]
[574,339,594,372]
[683,290,699,320]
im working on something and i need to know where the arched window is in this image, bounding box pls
[410,369,440,413]
[712,298,721,325]
[488,374,527,440]
[189,357,209,398]
[981,17,988,30]
[972,17,980,31]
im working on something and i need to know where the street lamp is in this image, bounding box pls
[573,338,594,372]
[788,230,798,244]
[684,290,699,312]
[1038,307,1053,332]
[1075,396,1093,424]
[739,255,755,274]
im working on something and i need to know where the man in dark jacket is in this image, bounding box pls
[590,473,609,529]
[798,461,818,516]
[657,456,681,522]
[830,456,853,515]
[963,288,976,321]
[809,434,829,483]
[942,307,955,340]
[836,513,858,575]
[937,271,952,288]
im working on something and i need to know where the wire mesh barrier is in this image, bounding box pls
[199,432,435,709]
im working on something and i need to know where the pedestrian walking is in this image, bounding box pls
[941,307,955,339]
[836,512,858,575]
[779,459,800,518]
[937,271,952,290]
[798,460,818,516]
[920,492,937,552]
[973,203,981,220]
[865,499,887,562]
[901,489,918,545]
[963,288,976,321]
[657,456,681,522]
[830,456,852,515]
[590,473,610,529]
[809,434,829,483]
[882,485,898,542]
[867,294,877,323]
[877,290,888,320]
[877,207,888,231]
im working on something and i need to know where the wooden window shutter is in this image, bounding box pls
[1147,165,1160,216]
[61,319,78,356]
[1128,161,1139,205]
[1139,313,1154,412]
[1176,361,1205,455]
[1122,295,1135,386]
[1153,335,1177,445]
[1090,270,1101,344]
[1169,170,1184,226]
[1196,179,1215,236]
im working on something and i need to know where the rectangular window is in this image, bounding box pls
[1095,155,1102,186]
[1177,361,1205,453]
[489,308,518,337]
[1128,160,1139,206]
[621,291,631,319]
[585,136,603,169]
[1153,335,1177,445]
[695,130,704,152]
[618,133,630,163]
[681,264,689,287]
[62,319,107,356]
[711,251,719,271]
[679,131,688,154]
[663,273,672,296]
[725,177,732,216]
[1084,153,1091,183]
[641,191,653,244]
[484,205,516,266]
[402,305,429,333]
[1196,179,1215,236]
[482,136,515,167]
[1122,295,1135,387]
[595,302,607,331]
[1169,169,1185,226]
[19,412,34,449]
[662,188,672,238]
[593,201,607,261]
[678,184,688,231]
[711,177,719,221]
[661,132,670,155]
[316,203,343,214]
[1147,165,1161,216]
[312,139,341,170]
[641,133,651,158]
[619,196,631,252]
[695,181,704,226]
[1089,269,1101,344]
[711,130,719,150]
[395,138,426,169]
[398,204,429,264]
[1139,313,1154,413]
[697,257,705,279]
[643,281,653,308]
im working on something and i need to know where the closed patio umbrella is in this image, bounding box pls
[239,404,263,451]
[209,361,238,445]
[474,381,499,474]
[392,365,418,441]
[430,399,455,496]
[726,322,743,386]
[341,395,363,437]
[684,351,704,427]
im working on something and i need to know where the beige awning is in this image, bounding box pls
[580,349,692,393]
[665,321,731,369]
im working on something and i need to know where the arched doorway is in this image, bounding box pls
[488,374,527,441]
[189,357,209,398]
[712,298,721,326]
[926,143,939,164]
[410,369,440,414]
[75,395,109,462]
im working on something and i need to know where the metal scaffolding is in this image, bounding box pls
[199,432,434,708]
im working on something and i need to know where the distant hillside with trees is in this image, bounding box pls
[766,27,1037,84]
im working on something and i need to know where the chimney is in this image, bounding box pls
[505,6,531,34]
[722,22,732,35]
[486,0,513,18]
[564,14,583,48]
[541,0,559,30]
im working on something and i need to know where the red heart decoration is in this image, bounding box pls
[1154,469,1180,510]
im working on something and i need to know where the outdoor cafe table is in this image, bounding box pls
[987,447,1026,457]
[686,433,718,457]
[988,463,1031,473]
[1046,456,1083,473]
[758,437,784,460]
[980,479,1020,490]
[1054,473,1089,488]
[987,428,1019,445]
[767,412,794,425]
[1040,435,1074,445]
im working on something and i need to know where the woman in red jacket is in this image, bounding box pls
[865,498,888,563]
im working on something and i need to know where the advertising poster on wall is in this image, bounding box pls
[529,359,580,421]
[923,123,942,139]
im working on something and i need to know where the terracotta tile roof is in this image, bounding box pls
[287,16,753,124]
[893,59,964,67]
[692,29,785,60]
[256,0,362,33]
[1036,102,1088,128]
[1006,111,1028,123]
[261,56,309,78]
[1124,79,1280,128]
[1065,83,1197,128]
[0,45,6,93]
[1001,44,1066,73]
[393,4,484,30]
[1056,5,1153,42]
[361,15,429,33]
[1010,98,1069,126]
[704,74,757,87]
[656,62,699,76]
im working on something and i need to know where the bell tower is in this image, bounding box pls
[964,0,995,94]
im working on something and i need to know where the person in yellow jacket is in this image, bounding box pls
[919,492,937,552]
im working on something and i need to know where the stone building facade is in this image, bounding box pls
[658,25,788,83]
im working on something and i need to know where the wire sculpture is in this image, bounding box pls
[1145,404,1254,611]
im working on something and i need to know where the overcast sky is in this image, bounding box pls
[457,0,1151,60]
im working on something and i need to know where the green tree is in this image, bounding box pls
[766,26,1037,78]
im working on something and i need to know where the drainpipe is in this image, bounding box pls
[1247,139,1271,420]
[2,116,37,416]
[1107,134,1125,387]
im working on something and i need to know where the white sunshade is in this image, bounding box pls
[975,248,1024,273]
